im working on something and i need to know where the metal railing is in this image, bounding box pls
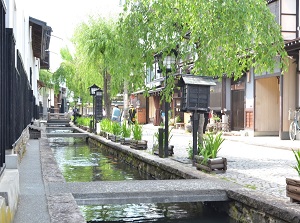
[0,7,37,175]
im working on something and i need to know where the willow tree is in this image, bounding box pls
[118,0,287,96]
[117,0,288,147]
[72,17,122,118]
[53,47,102,105]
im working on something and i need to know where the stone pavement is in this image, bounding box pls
[13,140,51,223]
[142,124,300,201]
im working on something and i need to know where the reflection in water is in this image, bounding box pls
[49,136,235,223]
[81,202,234,223]
[50,137,154,182]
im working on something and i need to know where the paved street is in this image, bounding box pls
[142,124,299,201]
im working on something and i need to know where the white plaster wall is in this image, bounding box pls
[5,0,42,105]
[245,68,254,109]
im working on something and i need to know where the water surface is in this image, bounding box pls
[49,137,153,182]
[81,202,235,223]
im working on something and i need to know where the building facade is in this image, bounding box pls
[0,0,51,175]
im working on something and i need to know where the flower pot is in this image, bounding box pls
[286,177,300,202]
[120,137,131,145]
[194,155,227,173]
[110,134,121,142]
[99,131,105,137]
[130,139,147,150]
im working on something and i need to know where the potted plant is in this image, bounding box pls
[194,132,227,173]
[99,118,112,138]
[110,121,122,142]
[76,117,91,131]
[130,122,147,150]
[286,149,300,202]
[120,121,131,145]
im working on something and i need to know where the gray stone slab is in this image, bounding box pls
[13,140,51,223]
[46,127,75,130]
[46,133,89,138]
[47,193,85,223]
[47,179,235,205]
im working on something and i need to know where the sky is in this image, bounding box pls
[18,0,123,71]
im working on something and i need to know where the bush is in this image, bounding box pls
[131,122,142,140]
[198,132,224,163]
[121,121,131,138]
[76,117,91,126]
[187,141,193,159]
[111,121,122,136]
[292,149,300,176]
[100,118,112,133]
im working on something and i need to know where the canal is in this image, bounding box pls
[48,135,236,223]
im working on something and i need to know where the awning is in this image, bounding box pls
[178,74,216,87]
[29,17,52,69]
[148,87,164,94]
[132,89,145,95]
[285,37,300,56]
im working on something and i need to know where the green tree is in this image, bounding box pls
[118,0,287,100]
[117,0,288,151]
[72,17,123,118]
[53,45,102,106]
[39,69,54,89]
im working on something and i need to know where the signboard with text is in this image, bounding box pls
[95,92,103,121]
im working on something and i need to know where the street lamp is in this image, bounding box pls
[163,55,175,158]
[89,84,100,133]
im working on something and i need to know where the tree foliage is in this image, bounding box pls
[53,46,102,103]
[71,17,119,116]
[72,17,121,94]
[54,0,288,106]
[39,69,54,88]
[117,0,288,100]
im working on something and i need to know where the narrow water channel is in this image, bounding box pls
[49,137,153,182]
[48,134,236,223]
[82,202,233,223]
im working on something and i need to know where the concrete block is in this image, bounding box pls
[0,169,19,220]
[5,154,18,169]
[0,197,11,223]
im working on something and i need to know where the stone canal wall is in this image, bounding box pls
[87,133,300,223]
[88,137,195,180]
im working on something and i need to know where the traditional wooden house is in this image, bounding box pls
[133,0,300,140]
[245,0,299,139]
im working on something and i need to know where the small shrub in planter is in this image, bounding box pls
[130,122,147,150]
[286,149,300,202]
[110,122,122,142]
[76,117,91,129]
[120,121,131,145]
[131,121,142,141]
[195,132,227,173]
[121,121,131,138]
[100,118,112,137]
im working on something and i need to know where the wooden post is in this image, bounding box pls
[192,112,199,165]
[158,128,164,158]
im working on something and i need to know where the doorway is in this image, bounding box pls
[231,78,245,131]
